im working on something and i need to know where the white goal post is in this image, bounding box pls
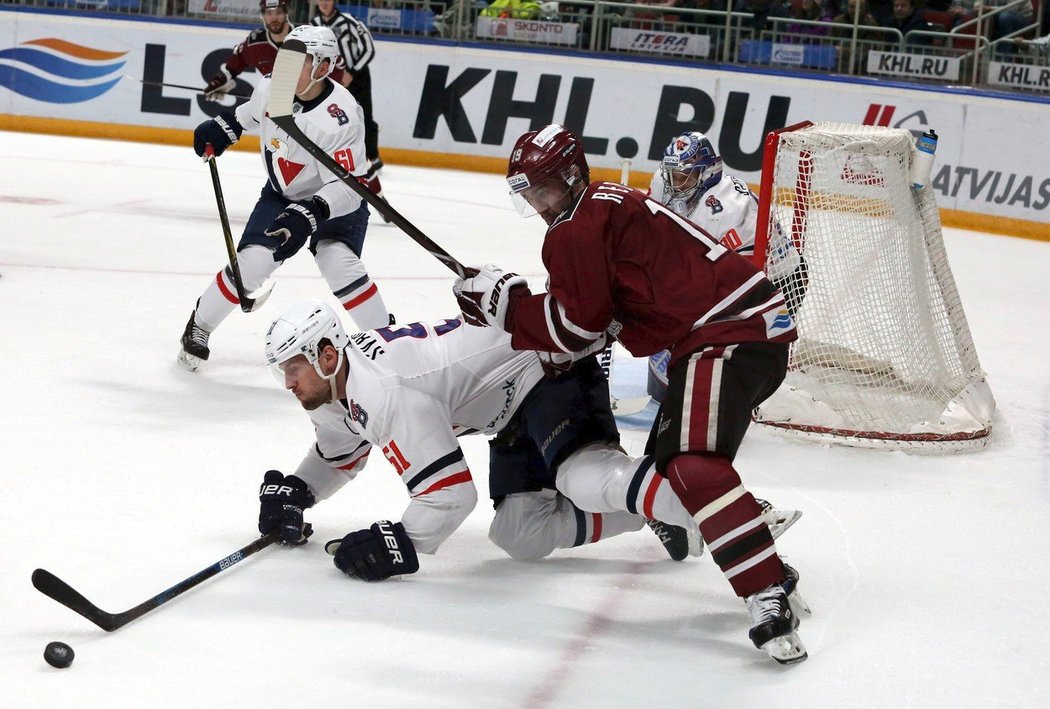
[751,121,995,453]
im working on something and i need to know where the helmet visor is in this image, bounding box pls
[510,175,573,220]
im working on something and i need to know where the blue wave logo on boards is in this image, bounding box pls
[0,38,127,103]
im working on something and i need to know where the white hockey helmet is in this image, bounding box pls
[286,25,339,81]
[265,299,349,381]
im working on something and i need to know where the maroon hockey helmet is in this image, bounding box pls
[507,125,589,194]
[506,125,589,222]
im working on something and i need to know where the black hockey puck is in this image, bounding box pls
[44,641,74,668]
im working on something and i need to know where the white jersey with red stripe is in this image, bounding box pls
[293,318,544,554]
[235,75,367,219]
[647,171,801,281]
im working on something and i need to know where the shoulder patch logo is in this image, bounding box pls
[705,194,723,214]
[327,103,349,126]
[349,399,368,429]
[763,307,795,337]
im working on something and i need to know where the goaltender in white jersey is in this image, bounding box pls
[178,25,391,372]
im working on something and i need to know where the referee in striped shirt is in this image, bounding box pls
[313,0,382,175]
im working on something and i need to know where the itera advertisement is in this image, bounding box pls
[1,9,1047,230]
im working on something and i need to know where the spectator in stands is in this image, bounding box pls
[625,0,686,28]
[948,0,1035,53]
[832,0,883,38]
[881,0,934,43]
[204,0,293,102]
[481,0,543,18]
[742,0,795,31]
[678,0,729,29]
[867,0,894,23]
[784,0,835,37]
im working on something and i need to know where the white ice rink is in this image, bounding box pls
[2,130,1048,707]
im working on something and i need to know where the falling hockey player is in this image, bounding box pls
[255,300,801,588]
[451,124,811,664]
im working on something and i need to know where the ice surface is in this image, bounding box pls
[2,131,1048,707]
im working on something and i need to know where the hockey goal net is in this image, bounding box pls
[752,121,995,453]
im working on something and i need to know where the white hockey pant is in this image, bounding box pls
[194,245,278,332]
[556,444,698,533]
[313,240,390,330]
[489,489,645,561]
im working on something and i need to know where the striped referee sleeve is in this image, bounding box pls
[314,13,375,75]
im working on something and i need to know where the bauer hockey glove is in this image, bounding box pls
[203,68,236,102]
[258,470,315,545]
[452,264,529,329]
[193,111,243,158]
[325,521,419,582]
[266,197,330,262]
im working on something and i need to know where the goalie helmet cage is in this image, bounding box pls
[752,121,995,453]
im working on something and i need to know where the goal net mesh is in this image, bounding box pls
[753,122,995,452]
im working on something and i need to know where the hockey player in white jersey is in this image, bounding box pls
[257,299,718,581]
[178,25,392,372]
[645,131,808,402]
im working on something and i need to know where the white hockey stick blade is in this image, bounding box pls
[763,508,802,540]
[244,281,275,312]
[267,38,306,120]
[611,395,651,417]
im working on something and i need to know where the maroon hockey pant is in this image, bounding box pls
[646,341,789,597]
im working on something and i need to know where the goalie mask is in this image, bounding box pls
[286,25,339,87]
[661,132,723,213]
[265,299,349,387]
[506,125,589,225]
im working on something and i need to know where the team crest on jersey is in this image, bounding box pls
[349,399,368,428]
[270,137,282,152]
[705,195,723,214]
[277,158,305,185]
[327,103,349,126]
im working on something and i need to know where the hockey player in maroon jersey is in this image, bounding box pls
[452,124,809,664]
[203,0,294,102]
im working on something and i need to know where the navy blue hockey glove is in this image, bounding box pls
[266,197,330,262]
[258,470,315,545]
[193,111,243,158]
[325,520,419,581]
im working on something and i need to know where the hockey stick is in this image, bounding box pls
[123,75,252,99]
[597,161,651,417]
[596,342,650,417]
[266,40,467,278]
[31,533,278,632]
[205,146,273,313]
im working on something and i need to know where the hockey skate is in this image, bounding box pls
[745,563,809,665]
[177,312,211,372]
[757,498,802,540]
[646,519,703,561]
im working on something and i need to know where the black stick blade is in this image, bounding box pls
[32,568,118,631]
